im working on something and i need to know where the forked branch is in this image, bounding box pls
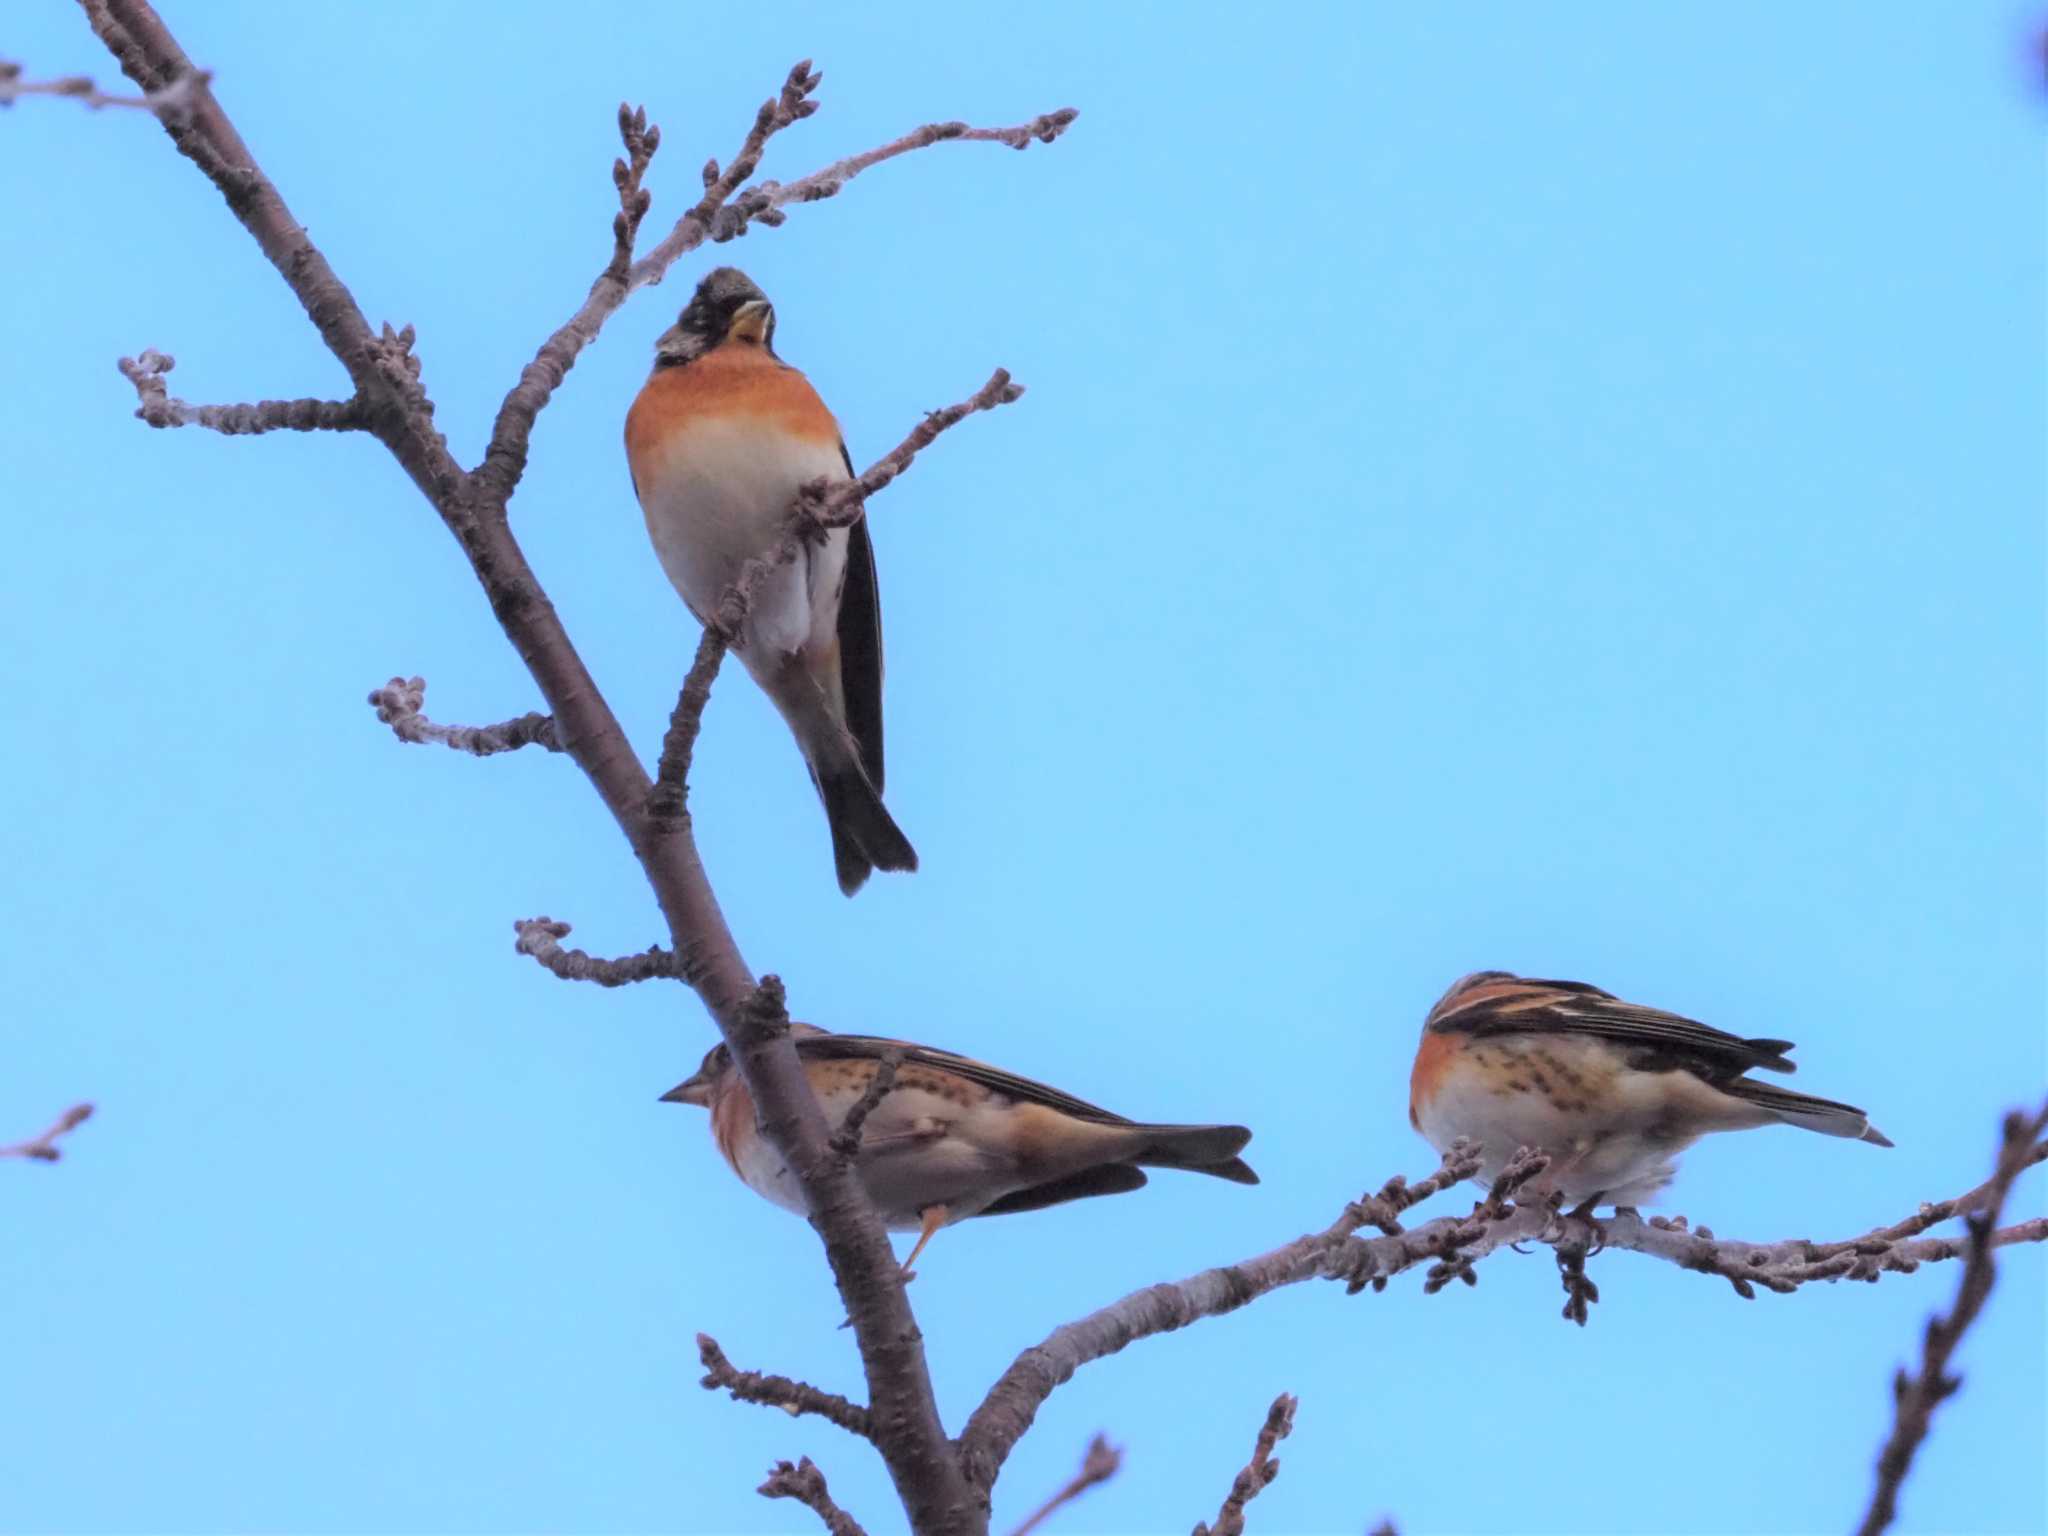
[1854,1100,2048,1536]
[760,1457,870,1536]
[957,1128,2048,1495]
[1192,1394,1297,1536]
[79,4,1070,1526]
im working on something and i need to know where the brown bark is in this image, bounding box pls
[78,4,1073,1526]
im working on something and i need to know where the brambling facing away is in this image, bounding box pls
[1410,971,1891,1210]
[663,1025,1258,1273]
[626,268,915,896]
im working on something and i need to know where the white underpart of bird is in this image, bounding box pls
[637,414,851,695]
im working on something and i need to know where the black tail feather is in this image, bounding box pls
[818,766,916,897]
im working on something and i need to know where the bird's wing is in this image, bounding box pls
[1424,972,1798,1077]
[975,1164,1150,1217]
[795,1033,1135,1125]
[833,440,887,793]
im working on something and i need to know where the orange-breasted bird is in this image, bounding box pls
[663,1025,1258,1274]
[1409,970,1891,1209]
[626,267,915,895]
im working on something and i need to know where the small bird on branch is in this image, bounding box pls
[1410,970,1890,1210]
[663,1024,1257,1275]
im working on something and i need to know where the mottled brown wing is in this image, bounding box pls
[835,441,887,793]
[1424,971,1798,1077]
[794,1033,1135,1126]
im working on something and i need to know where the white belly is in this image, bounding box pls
[1415,1037,1706,1207]
[725,1081,1020,1232]
[637,417,849,659]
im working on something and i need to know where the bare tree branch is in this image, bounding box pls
[697,1333,873,1439]
[0,55,207,112]
[654,108,1080,277]
[760,1456,870,1536]
[645,626,728,828]
[369,677,560,757]
[1,1103,94,1163]
[1191,1394,1296,1536]
[473,55,1071,508]
[116,349,364,434]
[511,918,683,988]
[1004,1434,1122,1536]
[76,5,1069,1526]
[957,1135,2048,1494]
[606,103,658,283]
[1854,1101,2048,1536]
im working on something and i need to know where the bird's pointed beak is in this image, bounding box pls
[729,298,773,344]
[660,1072,711,1107]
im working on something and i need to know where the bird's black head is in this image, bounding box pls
[654,267,775,367]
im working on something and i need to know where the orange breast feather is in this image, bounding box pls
[1408,1030,1464,1130]
[709,1077,756,1176]
[625,342,843,495]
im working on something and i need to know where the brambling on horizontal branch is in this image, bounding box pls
[1410,970,1890,1210]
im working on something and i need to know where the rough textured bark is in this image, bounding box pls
[77,3,1072,1526]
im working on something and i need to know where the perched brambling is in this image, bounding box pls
[625,267,915,896]
[663,1024,1258,1273]
[1410,970,1891,1209]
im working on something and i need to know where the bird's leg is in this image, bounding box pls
[898,1204,947,1282]
[1563,1194,1609,1253]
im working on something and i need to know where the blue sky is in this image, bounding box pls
[4,4,2043,1533]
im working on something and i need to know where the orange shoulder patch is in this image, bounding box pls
[1408,1029,1466,1130]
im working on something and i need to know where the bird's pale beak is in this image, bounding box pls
[660,1072,711,1107]
[728,298,773,344]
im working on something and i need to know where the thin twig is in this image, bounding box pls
[117,350,364,434]
[605,103,658,282]
[697,1333,873,1438]
[717,368,1026,638]
[1006,1434,1123,1536]
[830,1052,903,1161]
[368,677,560,756]
[0,1104,94,1163]
[1192,1394,1297,1536]
[645,626,728,827]
[1332,1140,1485,1237]
[643,107,1080,272]
[758,1457,870,1536]
[0,57,208,112]
[1854,1101,2048,1536]
[512,918,683,988]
